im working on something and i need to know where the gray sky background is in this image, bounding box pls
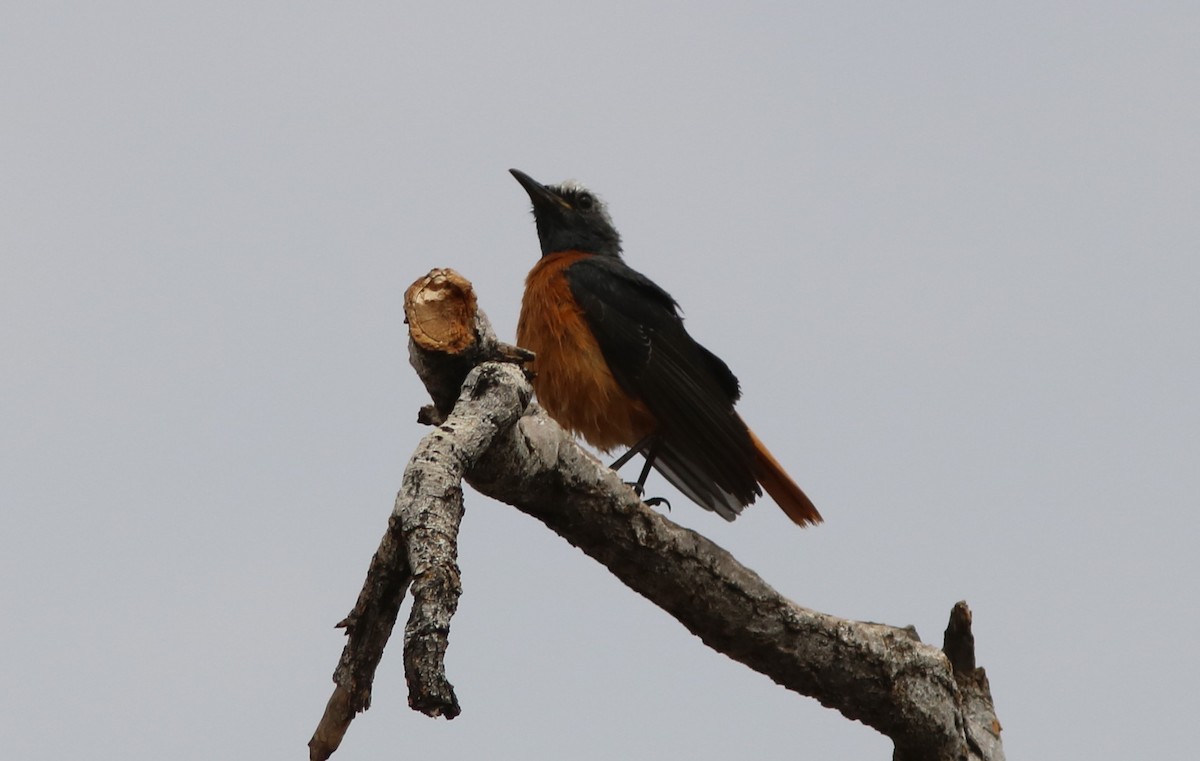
[2,3,1197,759]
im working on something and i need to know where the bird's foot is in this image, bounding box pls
[626,482,671,511]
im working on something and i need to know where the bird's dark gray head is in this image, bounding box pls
[510,169,622,258]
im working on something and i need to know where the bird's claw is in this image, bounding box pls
[643,496,671,510]
[626,482,671,511]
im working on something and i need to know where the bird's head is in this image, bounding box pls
[510,169,622,258]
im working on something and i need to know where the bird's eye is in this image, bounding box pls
[576,193,595,211]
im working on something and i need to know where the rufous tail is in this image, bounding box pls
[748,429,822,527]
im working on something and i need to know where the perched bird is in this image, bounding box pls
[511,169,821,526]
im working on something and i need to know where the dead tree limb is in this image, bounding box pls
[309,270,532,759]
[309,268,1006,761]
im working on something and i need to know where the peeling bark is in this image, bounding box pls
[309,269,1006,761]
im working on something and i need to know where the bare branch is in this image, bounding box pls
[309,269,1005,761]
[308,360,531,760]
[464,400,1002,760]
[309,270,533,760]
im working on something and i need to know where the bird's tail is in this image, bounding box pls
[748,428,822,527]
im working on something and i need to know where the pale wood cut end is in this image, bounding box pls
[404,268,478,354]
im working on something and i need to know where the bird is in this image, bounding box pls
[510,168,821,527]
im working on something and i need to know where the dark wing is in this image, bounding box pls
[563,256,760,519]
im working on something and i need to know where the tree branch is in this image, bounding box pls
[309,269,1005,761]
[309,270,532,760]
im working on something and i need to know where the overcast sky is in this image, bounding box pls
[2,3,1197,759]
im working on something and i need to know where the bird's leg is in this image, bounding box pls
[609,436,671,510]
[609,435,653,472]
[632,449,668,508]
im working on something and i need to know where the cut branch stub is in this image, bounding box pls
[404,267,533,421]
[405,268,479,355]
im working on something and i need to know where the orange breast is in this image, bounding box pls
[517,251,655,451]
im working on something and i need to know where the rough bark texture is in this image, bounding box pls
[309,269,1006,761]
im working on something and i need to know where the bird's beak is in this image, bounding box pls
[510,168,570,213]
